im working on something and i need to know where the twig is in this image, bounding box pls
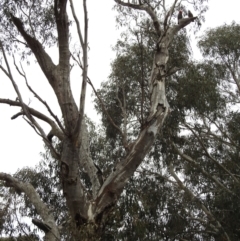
[171,141,235,195]
[13,58,66,135]
[71,0,89,145]
[115,0,161,36]
[87,77,124,138]
[184,122,240,184]
[71,54,124,138]
[168,161,231,241]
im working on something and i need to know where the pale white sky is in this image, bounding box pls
[0,0,240,174]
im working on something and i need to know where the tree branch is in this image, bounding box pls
[0,172,60,239]
[116,83,128,147]
[87,77,124,138]
[168,162,231,241]
[10,7,78,134]
[0,99,63,141]
[79,119,102,198]
[115,0,161,36]
[69,0,84,49]
[93,106,169,220]
[32,218,51,233]
[73,0,89,145]
[171,141,235,195]
[54,0,70,67]
[13,59,66,137]
[9,14,57,86]
[184,122,240,184]
[0,42,49,143]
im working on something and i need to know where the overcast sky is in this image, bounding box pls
[1,0,240,174]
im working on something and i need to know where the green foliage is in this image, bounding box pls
[0,153,70,239]
[0,0,57,55]
[170,61,225,114]
[211,188,240,240]
[94,39,152,143]
[199,22,240,62]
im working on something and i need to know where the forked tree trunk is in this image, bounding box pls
[0,1,197,240]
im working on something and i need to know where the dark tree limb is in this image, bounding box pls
[11,112,23,120]
[32,219,51,233]
[9,14,57,86]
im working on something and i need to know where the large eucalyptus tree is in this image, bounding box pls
[0,0,202,239]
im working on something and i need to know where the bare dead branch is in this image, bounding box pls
[1,41,64,152]
[0,41,36,127]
